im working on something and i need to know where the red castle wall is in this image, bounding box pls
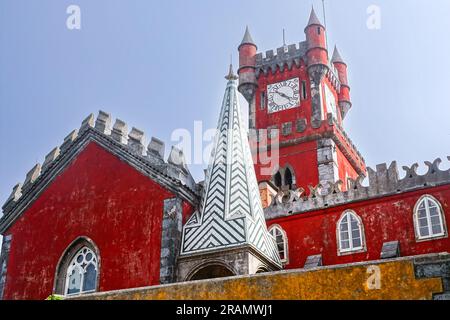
[2,142,192,300]
[267,185,450,269]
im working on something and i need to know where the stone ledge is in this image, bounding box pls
[67,253,449,300]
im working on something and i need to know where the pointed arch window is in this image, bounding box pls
[272,166,296,190]
[54,237,100,296]
[269,225,288,263]
[274,171,282,189]
[337,211,365,254]
[285,168,293,190]
[65,247,98,295]
[414,195,447,241]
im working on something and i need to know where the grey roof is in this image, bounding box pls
[240,26,256,48]
[307,7,323,27]
[332,46,345,64]
[180,75,282,268]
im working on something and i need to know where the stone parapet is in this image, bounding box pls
[265,156,450,220]
[67,253,449,300]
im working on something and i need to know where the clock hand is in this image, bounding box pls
[275,90,293,100]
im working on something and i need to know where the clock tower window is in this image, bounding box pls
[260,92,266,110]
[301,81,307,100]
[282,122,292,136]
[285,168,293,190]
[274,172,282,189]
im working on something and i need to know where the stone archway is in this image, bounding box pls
[188,263,235,281]
[256,266,269,274]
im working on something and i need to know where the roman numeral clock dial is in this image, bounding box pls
[267,78,300,114]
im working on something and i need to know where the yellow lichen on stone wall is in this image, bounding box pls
[73,259,443,300]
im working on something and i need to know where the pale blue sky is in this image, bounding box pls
[1,0,450,235]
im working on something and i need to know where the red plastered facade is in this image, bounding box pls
[2,142,193,300]
[267,185,450,269]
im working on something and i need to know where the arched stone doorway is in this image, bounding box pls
[256,266,269,274]
[188,264,235,281]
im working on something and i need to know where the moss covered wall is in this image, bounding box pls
[71,254,449,300]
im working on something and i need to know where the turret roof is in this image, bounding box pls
[307,7,324,28]
[332,46,345,64]
[240,26,256,48]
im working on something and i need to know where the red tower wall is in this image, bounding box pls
[255,62,311,131]
[255,141,319,190]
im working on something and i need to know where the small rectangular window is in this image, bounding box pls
[260,91,266,110]
[301,81,307,100]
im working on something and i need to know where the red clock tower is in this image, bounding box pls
[238,8,366,195]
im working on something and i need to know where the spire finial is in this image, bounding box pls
[307,6,323,27]
[225,63,238,81]
[332,45,345,64]
[239,25,256,49]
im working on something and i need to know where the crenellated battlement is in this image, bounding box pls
[264,156,450,220]
[255,42,307,77]
[254,42,341,91]
[0,111,200,230]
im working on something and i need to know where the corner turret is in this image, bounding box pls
[305,7,329,121]
[305,7,328,77]
[238,26,258,103]
[332,46,352,119]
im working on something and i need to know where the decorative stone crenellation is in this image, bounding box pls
[0,110,198,230]
[254,42,341,92]
[265,157,450,220]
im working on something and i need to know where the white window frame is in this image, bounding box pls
[413,195,447,241]
[337,210,366,255]
[65,246,98,296]
[269,225,289,264]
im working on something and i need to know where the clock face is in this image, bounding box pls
[267,78,300,114]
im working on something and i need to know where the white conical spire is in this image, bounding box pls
[181,66,281,268]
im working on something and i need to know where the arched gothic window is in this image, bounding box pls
[269,225,288,263]
[54,237,100,296]
[285,168,293,190]
[65,247,98,295]
[414,195,447,241]
[274,171,282,189]
[272,166,296,190]
[337,211,365,254]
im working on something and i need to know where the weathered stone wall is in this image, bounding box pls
[69,254,449,300]
[160,198,183,284]
[0,235,12,300]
